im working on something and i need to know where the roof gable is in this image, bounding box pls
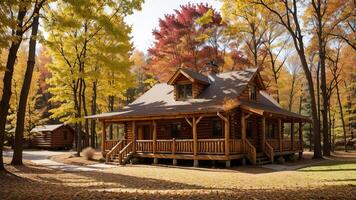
[167,68,210,85]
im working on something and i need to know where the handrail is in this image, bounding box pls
[118,141,133,165]
[245,140,256,164]
[264,141,274,163]
[105,140,123,163]
[119,141,133,154]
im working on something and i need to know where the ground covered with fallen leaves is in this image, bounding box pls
[50,151,104,166]
[1,154,355,200]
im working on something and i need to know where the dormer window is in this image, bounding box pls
[177,84,192,100]
[249,85,257,100]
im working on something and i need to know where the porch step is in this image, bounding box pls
[256,153,272,165]
[111,153,133,165]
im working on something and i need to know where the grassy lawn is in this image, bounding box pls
[1,156,355,200]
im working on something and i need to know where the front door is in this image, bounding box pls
[137,125,151,140]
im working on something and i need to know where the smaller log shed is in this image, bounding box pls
[31,124,74,149]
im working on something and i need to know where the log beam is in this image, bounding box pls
[132,121,136,153]
[217,112,229,156]
[241,112,246,152]
[101,121,107,155]
[299,122,303,152]
[193,117,197,156]
[152,120,157,153]
[261,117,266,151]
[291,121,294,151]
[185,117,192,127]
[278,119,282,152]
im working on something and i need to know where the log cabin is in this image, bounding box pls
[87,67,310,167]
[31,124,74,149]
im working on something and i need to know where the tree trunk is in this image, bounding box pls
[297,47,322,159]
[90,81,97,148]
[319,35,330,157]
[0,6,27,171]
[12,1,43,165]
[76,78,84,157]
[108,95,114,139]
[82,81,89,148]
[336,83,348,152]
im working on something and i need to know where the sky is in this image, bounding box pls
[125,0,223,53]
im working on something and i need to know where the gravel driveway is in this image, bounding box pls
[3,150,114,172]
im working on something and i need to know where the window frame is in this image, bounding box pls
[212,119,223,137]
[267,121,276,139]
[171,123,182,138]
[177,83,193,100]
[249,85,257,101]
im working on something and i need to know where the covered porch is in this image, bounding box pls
[100,108,308,167]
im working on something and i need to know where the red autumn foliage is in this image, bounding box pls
[147,3,228,82]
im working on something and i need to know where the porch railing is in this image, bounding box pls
[136,140,153,153]
[264,141,274,163]
[175,139,193,153]
[282,140,292,151]
[266,139,279,151]
[197,139,225,154]
[245,139,256,164]
[109,139,243,155]
[104,140,119,151]
[106,140,125,162]
[156,140,172,153]
[106,138,301,156]
[230,139,243,154]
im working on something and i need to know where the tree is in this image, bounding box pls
[254,0,322,158]
[262,24,290,102]
[0,0,33,171]
[7,48,43,144]
[11,0,46,165]
[45,0,142,156]
[148,3,227,82]
[221,0,271,68]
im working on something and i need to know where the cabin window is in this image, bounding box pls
[63,131,68,140]
[177,84,192,100]
[212,119,222,137]
[246,120,253,138]
[171,123,181,138]
[249,85,257,100]
[267,122,276,139]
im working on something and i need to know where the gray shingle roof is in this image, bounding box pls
[30,124,64,133]
[87,68,257,119]
[86,67,308,121]
[178,68,210,84]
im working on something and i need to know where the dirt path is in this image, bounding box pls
[3,150,115,172]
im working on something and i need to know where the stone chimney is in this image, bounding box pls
[201,60,219,76]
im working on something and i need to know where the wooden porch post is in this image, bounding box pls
[278,119,282,152]
[299,122,303,158]
[261,117,266,151]
[241,112,246,152]
[224,118,230,157]
[217,112,230,157]
[101,121,107,156]
[132,121,136,153]
[291,121,294,151]
[192,117,198,167]
[152,120,157,154]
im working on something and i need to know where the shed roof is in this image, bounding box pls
[30,124,64,133]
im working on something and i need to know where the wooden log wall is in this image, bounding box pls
[31,126,74,148]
